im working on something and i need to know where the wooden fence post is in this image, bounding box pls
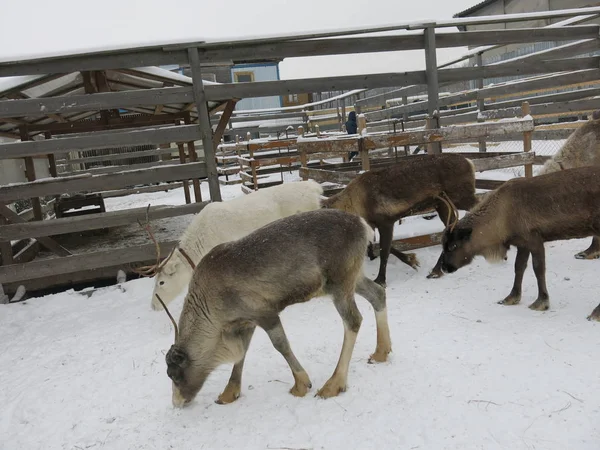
[522,101,533,178]
[184,115,202,203]
[19,127,43,221]
[424,26,442,154]
[187,47,222,202]
[176,142,192,204]
[0,214,14,265]
[357,114,370,171]
[475,52,487,153]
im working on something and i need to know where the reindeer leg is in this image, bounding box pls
[587,303,600,321]
[356,276,391,363]
[374,223,394,287]
[215,324,256,405]
[575,236,600,260]
[367,242,378,260]
[427,200,456,279]
[260,316,312,397]
[528,241,550,311]
[499,246,530,306]
[389,247,420,270]
[317,288,362,399]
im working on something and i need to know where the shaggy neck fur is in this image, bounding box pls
[459,192,510,263]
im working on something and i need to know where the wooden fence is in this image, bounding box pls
[0,6,599,294]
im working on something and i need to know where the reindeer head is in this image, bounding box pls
[150,252,194,311]
[165,344,211,407]
[440,225,475,273]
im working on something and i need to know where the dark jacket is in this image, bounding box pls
[345,111,358,135]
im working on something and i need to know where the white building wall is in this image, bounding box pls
[231,64,282,111]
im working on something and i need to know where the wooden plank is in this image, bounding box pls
[476,179,506,190]
[0,204,71,256]
[0,215,13,265]
[213,100,236,151]
[59,159,182,177]
[366,119,534,148]
[0,162,207,204]
[27,112,191,134]
[248,138,297,151]
[372,232,443,253]
[0,49,188,78]
[204,71,429,100]
[188,47,222,202]
[195,26,600,62]
[297,137,358,154]
[13,239,40,265]
[0,124,201,159]
[0,240,179,285]
[471,152,535,172]
[100,182,184,198]
[300,167,357,184]
[0,86,194,119]
[222,111,306,124]
[0,202,209,240]
[438,56,600,85]
[489,86,600,110]
[57,146,176,166]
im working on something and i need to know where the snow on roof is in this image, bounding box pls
[130,66,218,85]
[0,74,46,93]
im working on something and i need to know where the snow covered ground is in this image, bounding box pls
[1,170,599,450]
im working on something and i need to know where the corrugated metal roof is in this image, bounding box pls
[454,0,499,18]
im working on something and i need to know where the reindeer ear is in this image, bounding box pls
[457,227,472,241]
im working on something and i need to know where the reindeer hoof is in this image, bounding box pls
[215,384,241,404]
[498,295,521,306]
[586,307,600,322]
[528,298,549,311]
[368,350,390,364]
[575,251,600,260]
[426,270,443,279]
[406,253,420,270]
[290,372,312,397]
[315,379,346,399]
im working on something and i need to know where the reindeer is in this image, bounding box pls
[439,166,600,321]
[132,180,324,310]
[538,112,600,260]
[158,209,392,407]
[321,153,478,286]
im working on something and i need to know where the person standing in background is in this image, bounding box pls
[345,110,359,161]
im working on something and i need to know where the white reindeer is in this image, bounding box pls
[137,180,324,310]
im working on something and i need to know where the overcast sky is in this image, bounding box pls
[0,0,478,79]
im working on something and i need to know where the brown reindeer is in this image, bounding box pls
[440,166,600,321]
[321,153,478,286]
[538,113,600,260]
[162,209,392,407]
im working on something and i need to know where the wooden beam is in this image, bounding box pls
[366,68,600,121]
[0,86,194,119]
[188,47,222,202]
[195,26,600,62]
[57,146,177,166]
[26,111,190,133]
[99,182,184,198]
[0,240,179,285]
[0,202,209,241]
[0,162,207,204]
[0,204,71,256]
[213,100,237,150]
[0,124,201,159]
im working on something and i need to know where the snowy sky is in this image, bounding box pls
[0,0,478,79]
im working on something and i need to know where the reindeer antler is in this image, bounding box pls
[131,204,162,277]
[436,192,460,231]
[155,293,178,339]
